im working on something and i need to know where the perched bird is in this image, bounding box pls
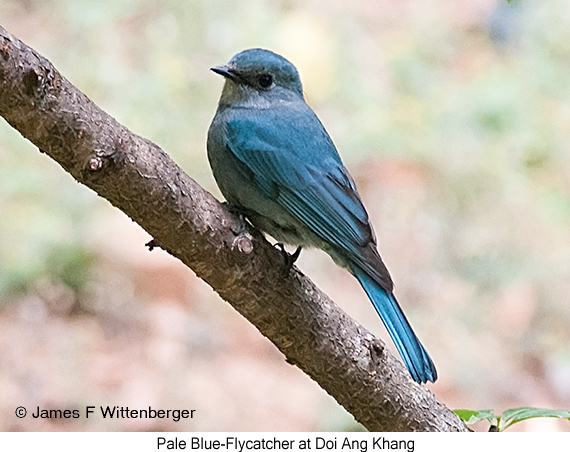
[207,48,437,383]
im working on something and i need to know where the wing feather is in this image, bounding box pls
[226,113,372,255]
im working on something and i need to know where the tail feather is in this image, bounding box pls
[353,267,437,383]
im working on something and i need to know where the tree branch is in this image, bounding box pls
[0,25,468,432]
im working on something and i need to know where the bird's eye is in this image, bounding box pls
[258,73,273,89]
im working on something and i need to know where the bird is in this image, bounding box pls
[207,48,437,384]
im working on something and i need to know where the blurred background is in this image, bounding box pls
[1,0,570,432]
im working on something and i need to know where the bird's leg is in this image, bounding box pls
[221,201,251,235]
[222,201,247,218]
[275,244,302,277]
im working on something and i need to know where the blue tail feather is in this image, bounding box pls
[353,267,437,383]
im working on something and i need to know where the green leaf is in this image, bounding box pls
[498,408,570,431]
[454,409,496,425]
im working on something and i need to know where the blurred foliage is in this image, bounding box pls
[455,407,570,431]
[1,0,570,431]
[0,125,97,299]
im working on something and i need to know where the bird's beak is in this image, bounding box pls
[211,65,240,81]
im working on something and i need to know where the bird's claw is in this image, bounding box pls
[276,244,302,277]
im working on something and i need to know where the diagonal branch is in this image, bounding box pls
[0,25,468,432]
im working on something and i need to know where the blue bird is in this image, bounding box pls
[207,48,437,383]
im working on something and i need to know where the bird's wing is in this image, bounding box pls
[226,111,380,270]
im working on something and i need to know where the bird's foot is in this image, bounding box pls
[222,201,248,220]
[221,202,250,235]
[275,244,302,277]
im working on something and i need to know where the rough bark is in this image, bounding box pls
[0,25,468,432]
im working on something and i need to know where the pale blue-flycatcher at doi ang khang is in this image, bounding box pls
[207,48,437,384]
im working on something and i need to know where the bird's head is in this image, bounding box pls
[211,48,304,107]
